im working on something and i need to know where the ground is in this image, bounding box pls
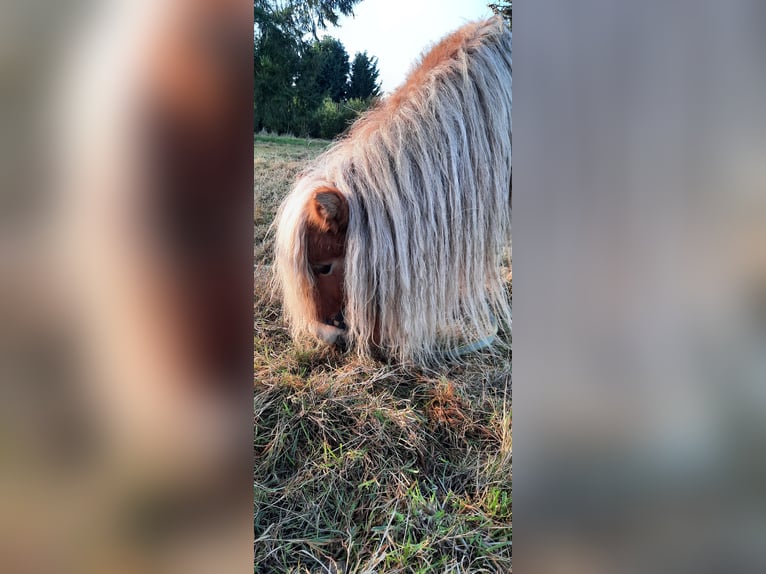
[254,134,512,573]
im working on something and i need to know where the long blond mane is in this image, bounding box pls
[275,17,512,365]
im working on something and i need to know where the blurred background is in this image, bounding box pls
[1,1,253,572]
[515,1,766,572]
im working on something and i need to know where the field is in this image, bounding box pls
[254,135,512,573]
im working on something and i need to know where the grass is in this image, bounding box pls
[255,133,331,148]
[254,134,332,262]
[254,136,512,573]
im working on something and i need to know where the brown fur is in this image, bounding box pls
[306,187,349,234]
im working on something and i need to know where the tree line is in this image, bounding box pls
[254,1,511,140]
[254,0,380,139]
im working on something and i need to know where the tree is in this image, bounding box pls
[290,0,359,41]
[254,12,301,133]
[313,37,350,102]
[488,2,512,29]
[254,0,378,137]
[256,0,365,42]
[347,52,381,100]
[292,43,324,135]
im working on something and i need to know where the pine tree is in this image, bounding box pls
[254,15,300,133]
[314,37,351,102]
[347,52,382,100]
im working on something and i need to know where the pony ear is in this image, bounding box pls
[310,187,349,234]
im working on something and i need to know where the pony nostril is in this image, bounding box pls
[324,311,346,331]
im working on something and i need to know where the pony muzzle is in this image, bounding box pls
[313,311,347,346]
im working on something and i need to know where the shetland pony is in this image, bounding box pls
[274,17,512,364]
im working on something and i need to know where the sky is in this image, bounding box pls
[326,0,497,94]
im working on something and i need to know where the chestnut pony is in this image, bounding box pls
[275,17,512,365]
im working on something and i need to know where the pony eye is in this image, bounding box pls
[314,264,333,275]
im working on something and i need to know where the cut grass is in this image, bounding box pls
[254,138,512,573]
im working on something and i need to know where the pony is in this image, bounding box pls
[274,17,512,365]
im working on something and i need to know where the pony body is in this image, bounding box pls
[274,17,512,364]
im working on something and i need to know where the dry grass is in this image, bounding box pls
[254,135,331,262]
[254,136,512,573]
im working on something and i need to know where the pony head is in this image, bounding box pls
[274,176,351,345]
[305,185,349,331]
